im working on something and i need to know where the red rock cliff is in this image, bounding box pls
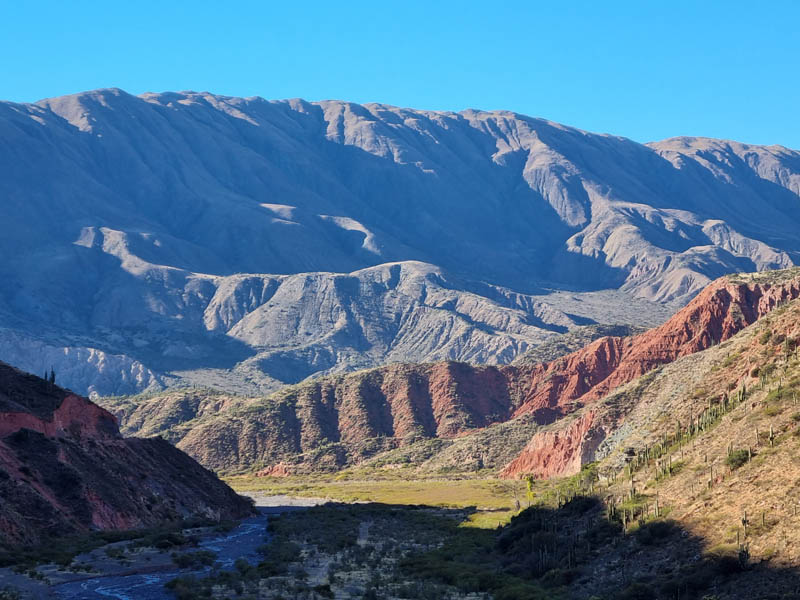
[0,362,252,545]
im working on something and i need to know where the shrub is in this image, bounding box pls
[104,546,125,559]
[726,449,750,470]
[635,519,679,545]
[152,532,188,550]
[0,586,21,600]
[766,387,794,403]
[362,588,379,600]
[619,582,656,600]
[313,584,334,598]
[256,540,301,577]
[562,495,595,515]
[540,567,576,587]
[213,520,237,533]
[762,363,777,377]
[171,550,216,569]
[706,544,749,574]
[722,353,738,368]
[760,330,773,344]
[165,575,208,600]
[234,557,250,575]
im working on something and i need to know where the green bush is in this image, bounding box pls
[706,544,749,574]
[313,583,334,599]
[539,568,576,587]
[171,550,216,569]
[762,363,778,377]
[0,587,20,600]
[635,519,679,545]
[152,532,188,550]
[726,449,750,470]
[104,546,126,559]
[619,582,656,600]
[766,387,795,403]
[165,575,209,600]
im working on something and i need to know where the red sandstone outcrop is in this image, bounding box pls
[255,463,293,477]
[500,412,602,478]
[0,394,119,440]
[0,362,252,545]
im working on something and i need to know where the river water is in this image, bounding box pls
[52,499,317,600]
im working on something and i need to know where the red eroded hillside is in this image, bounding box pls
[500,270,800,478]
[509,269,800,420]
[111,270,800,476]
[0,362,252,545]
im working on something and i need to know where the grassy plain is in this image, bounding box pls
[227,474,528,529]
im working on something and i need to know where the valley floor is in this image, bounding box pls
[228,475,525,529]
[5,464,800,599]
[226,468,800,599]
[0,499,315,600]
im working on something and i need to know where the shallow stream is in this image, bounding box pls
[52,501,313,600]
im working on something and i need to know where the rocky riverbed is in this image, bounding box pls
[0,495,324,600]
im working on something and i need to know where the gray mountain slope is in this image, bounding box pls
[0,89,797,394]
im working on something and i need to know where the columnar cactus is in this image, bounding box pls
[742,511,749,538]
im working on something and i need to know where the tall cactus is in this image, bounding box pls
[742,510,749,538]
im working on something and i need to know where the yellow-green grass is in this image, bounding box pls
[227,475,531,528]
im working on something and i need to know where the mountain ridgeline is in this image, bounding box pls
[101,269,800,476]
[0,89,799,395]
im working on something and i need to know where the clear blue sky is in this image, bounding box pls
[2,0,798,147]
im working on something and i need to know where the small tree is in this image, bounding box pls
[526,474,536,507]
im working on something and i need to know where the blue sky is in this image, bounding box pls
[2,0,798,147]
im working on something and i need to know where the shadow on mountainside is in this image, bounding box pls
[164,497,800,600]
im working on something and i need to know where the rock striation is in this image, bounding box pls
[0,362,252,545]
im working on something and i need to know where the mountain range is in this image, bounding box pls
[100,268,800,476]
[1,88,799,395]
